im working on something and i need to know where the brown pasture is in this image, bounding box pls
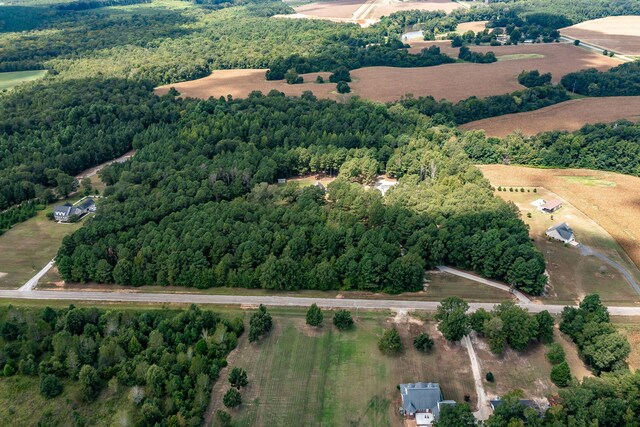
[478,165,640,273]
[293,0,366,19]
[461,96,640,137]
[456,20,488,34]
[561,16,640,55]
[367,0,462,19]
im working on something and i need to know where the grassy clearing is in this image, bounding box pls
[0,200,84,289]
[496,53,545,61]
[473,335,556,400]
[488,186,640,305]
[553,328,592,380]
[0,70,47,91]
[612,316,640,371]
[560,176,616,187]
[209,312,476,427]
[0,376,129,426]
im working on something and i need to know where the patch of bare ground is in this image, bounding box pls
[478,166,640,278]
[561,16,640,55]
[367,0,462,19]
[461,96,640,137]
[472,334,556,400]
[553,328,592,380]
[456,21,488,34]
[294,0,367,19]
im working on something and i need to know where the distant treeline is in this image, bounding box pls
[55,0,150,11]
[561,62,640,96]
[0,200,39,236]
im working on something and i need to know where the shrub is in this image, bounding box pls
[315,75,324,83]
[336,81,351,94]
[228,367,248,389]
[40,374,63,398]
[550,361,571,387]
[223,388,242,408]
[413,333,434,352]
[378,328,403,355]
[546,343,566,364]
[306,304,324,327]
[333,310,354,330]
[486,372,494,382]
[215,410,232,427]
[329,66,351,83]
[249,305,272,342]
[573,39,580,46]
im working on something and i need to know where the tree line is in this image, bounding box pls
[0,304,244,426]
[561,62,640,96]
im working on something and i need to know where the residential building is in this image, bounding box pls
[399,382,455,426]
[545,223,575,243]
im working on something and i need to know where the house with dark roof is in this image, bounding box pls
[541,199,563,213]
[76,198,96,213]
[52,198,97,223]
[545,223,575,244]
[399,383,455,426]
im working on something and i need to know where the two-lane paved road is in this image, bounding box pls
[3,289,640,315]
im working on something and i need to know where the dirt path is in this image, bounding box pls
[463,334,490,420]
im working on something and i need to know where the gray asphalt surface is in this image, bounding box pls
[3,289,640,315]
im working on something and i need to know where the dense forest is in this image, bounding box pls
[0,304,242,425]
[54,93,546,294]
[561,62,640,96]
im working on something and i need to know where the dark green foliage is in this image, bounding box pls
[0,304,235,423]
[333,310,353,331]
[561,62,640,96]
[306,304,324,327]
[329,66,351,83]
[228,367,248,389]
[249,305,272,342]
[40,374,63,398]
[215,410,232,427]
[485,372,494,382]
[0,200,39,236]
[458,46,497,64]
[336,81,350,94]
[560,294,629,374]
[518,70,552,87]
[223,388,242,408]
[413,333,434,352]
[284,69,303,84]
[535,310,555,343]
[550,361,571,387]
[436,297,470,342]
[378,328,402,355]
[470,308,491,335]
[546,343,565,365]
[434,402,476,426]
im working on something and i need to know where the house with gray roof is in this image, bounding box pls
[52,198,97,223]
[545,223,575,244]
[399,382,455,426]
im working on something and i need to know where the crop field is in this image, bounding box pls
[461,96,640,137]
[158,43,620,103]
[207,312,476,427]
[472,334,556,400]
[561,16,640,55]
[367,0,462,19]
[479,165,640,303]
[455,20,488,34]
[293,0,366,19]
[0,70,47,91]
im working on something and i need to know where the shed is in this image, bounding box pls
[541,199,563,213]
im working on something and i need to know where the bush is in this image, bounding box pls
[546,343,566,364]
[223,388,242,408]
[306,304,324,327]
[284,69,303,84]
[215,410,232,427]
[573,39,580,45]
[485,372,494,382]
[40,374,63,398]
[333,310,354,330]
[550,361,571,387]
[315,75,324,83]
[413,333,434,352]
[228,367,248,389]
[249,305,272,342]
[329,66,351,83]
[378,328,403,355]
[336,81,351,94]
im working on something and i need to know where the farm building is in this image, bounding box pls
[399,382,455,426]
[52,198,97,223]
[541,199,563,213]
[545,223,575,244]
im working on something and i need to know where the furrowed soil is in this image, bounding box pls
[561,16,640,55]
[460,96,640,137]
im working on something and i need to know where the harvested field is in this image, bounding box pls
[561,16,640,55]
[367,0,462,19]
[479,165,640,292]
[293,0,366,19]
[158,44,620,103]
[155,69,338,100]
[461,96,640,137]
[455,20,488,34]
[207,312,476,426]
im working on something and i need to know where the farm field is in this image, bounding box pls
[0,70,46,91]
[206,311,476,427]
[487,185,640,304]
[460,96,640,137]
[479,165,640,303]
[561,16,640,55]
[455,20,488,34]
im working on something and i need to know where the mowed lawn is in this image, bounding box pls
[209,312,476,427]
[0,70,47,91]
[0,202,84,289]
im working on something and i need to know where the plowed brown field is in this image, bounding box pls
[561,16,640,55]
[478,165,640,271]
[293,0,366,19]
[461,97,640,137]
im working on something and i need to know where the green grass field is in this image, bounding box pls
[208,312,477,427]
[0,70,47,91]
[0,197,85,289]
[496,53,545,61]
